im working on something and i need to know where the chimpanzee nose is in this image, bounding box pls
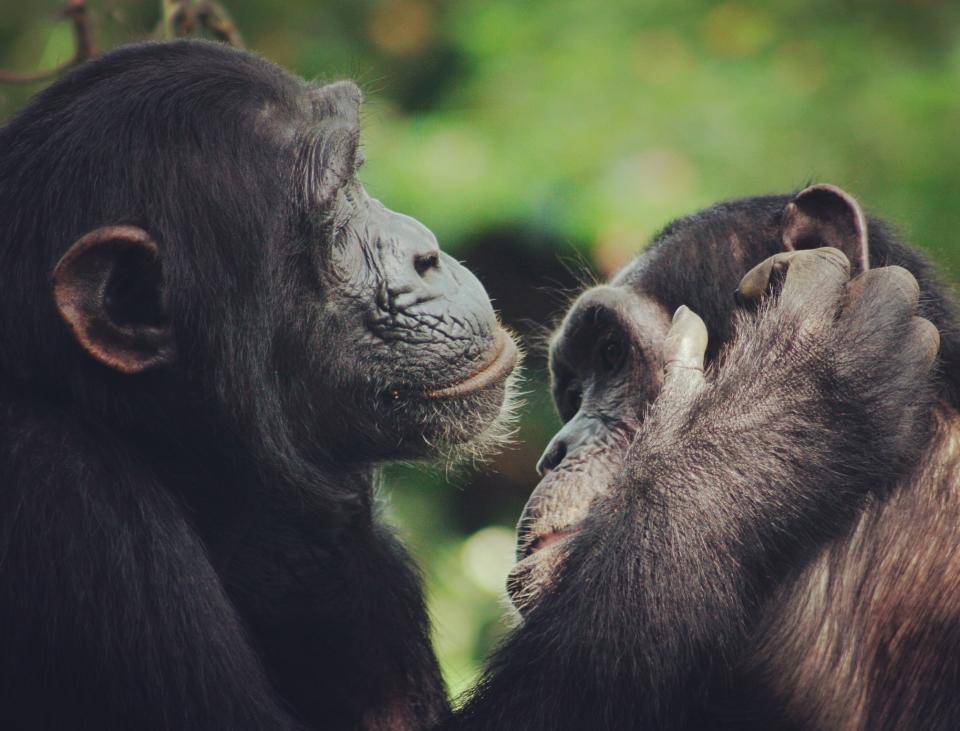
[536,436,568,476]
[382,209,445,296]
[536,413,607,477]
[371,197,497,340]
[396,215,441,279]
[413,250,441,279]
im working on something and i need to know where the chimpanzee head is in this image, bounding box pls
[507,185,960,613]
[0,41,518,491]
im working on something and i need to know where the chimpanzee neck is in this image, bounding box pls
[4,378,383,540]
[140,420,378,525]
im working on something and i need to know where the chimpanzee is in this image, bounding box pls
[0,40,941,731]
[0,39,520,729]
[485,185,958,730]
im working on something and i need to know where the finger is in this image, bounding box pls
[908,316,940,372]
[736,251,797,303]
[735,248,850,309]
[663,305,708,395]
[780,247,851,304]
[843,266,920,320]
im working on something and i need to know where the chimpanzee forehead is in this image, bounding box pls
[551,285,670,368]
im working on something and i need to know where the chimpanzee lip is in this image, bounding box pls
[425,329,519,399]
[507,526,580,614]
[519,524,581,560]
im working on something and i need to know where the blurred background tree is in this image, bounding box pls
[2,0,958,698]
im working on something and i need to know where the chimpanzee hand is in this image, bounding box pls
[662,246,939,483]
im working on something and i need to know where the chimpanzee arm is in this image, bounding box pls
[452,249,939,730]
[0,406,304,731]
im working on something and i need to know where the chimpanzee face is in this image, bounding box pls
[304,170,520,461]
[506,285,671,612]
[275,81,520,462]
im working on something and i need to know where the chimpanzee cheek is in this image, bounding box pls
[318,246,384,323]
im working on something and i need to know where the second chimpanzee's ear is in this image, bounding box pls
[52,225,175,374]
[781,184,869,276]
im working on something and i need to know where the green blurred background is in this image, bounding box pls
[2,0,958,698]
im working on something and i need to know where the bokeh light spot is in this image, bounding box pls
[701,3,775,58]
[368,0,436,58]
[460,526,517,595]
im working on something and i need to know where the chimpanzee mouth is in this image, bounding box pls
[507,526,580,614]
[517,524,581,561]
[425,329,519,400]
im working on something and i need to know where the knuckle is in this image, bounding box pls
[851,266,920,310]
[784,248,849,289]
[737,262,774,301]
[847,267,920,313]
[910,316,940,359]
[807,246,851,275]
[881,265,921,300]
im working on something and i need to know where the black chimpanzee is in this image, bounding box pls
[0,40,941,731]
[0,39,518,729]
[490,185,958,730]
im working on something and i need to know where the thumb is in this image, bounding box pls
[663,305,708,396]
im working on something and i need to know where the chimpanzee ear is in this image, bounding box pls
[780,184,870,275]
[52,225,175,374]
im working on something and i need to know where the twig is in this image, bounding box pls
[1,0,245,87]
[0,0,97,84]
[160,0,196,39]
[196,0,244,49]
[161,0,243,48]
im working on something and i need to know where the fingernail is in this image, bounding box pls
[673,305,689,323]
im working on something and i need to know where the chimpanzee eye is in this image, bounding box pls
[560,382,582,422]
[598,337,625,373]
[414,252,440,276]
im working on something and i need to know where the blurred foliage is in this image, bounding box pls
[2,0,959,698]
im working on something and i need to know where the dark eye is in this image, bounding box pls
[414,252,440,276]
[560,382,582,422]
[598,337,626,373]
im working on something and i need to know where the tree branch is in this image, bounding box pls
[0,0,97,84]
[160,0,244,48]
[197,0,244,49]
[0,0,246,88]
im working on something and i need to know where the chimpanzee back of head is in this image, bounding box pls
[0,40,519,729]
